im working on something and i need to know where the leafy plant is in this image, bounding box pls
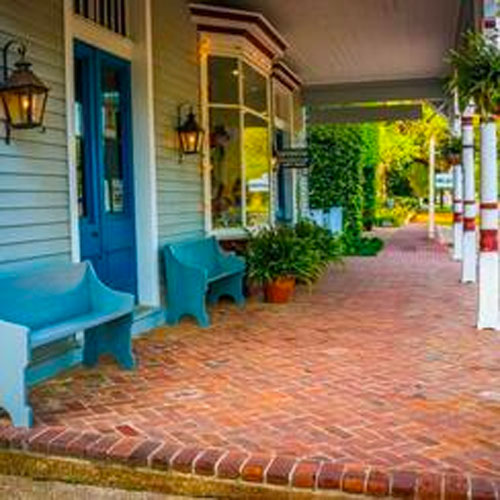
[246,221,344,287]
[341,234,384,257]
[294,219,344,265]
[448,30,500,117]
[440,136,462,163]
[246,226,321,285]
[308,124,372,242]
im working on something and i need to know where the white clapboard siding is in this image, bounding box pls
[0,0,70,270]
[152,0,204,245]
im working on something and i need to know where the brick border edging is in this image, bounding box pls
[0,426,499,499]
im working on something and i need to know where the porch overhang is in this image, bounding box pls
[308,103,423,125]
[195,0,476,108]
[304,78,446,107]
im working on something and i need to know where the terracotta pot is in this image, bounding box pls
[264,277,296,303]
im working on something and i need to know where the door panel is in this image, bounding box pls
[74,41,137,297]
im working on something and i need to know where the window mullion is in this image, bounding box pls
[239,57,247,229]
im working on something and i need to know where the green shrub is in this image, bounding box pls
[341,234,384,257]
[294,219,344,265]
[375,196,418,227]
[246,226,321,285]
[246,221,344,286]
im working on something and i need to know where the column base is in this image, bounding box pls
[452,223,463,261]
[477,251,499,330]
[461,231,477,283]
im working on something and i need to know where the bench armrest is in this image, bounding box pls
[85,262,134,314]
[166,250,208,281]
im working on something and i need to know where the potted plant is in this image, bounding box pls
[441,136,462,165]
[246,226,323,303]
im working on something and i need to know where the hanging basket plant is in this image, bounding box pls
[441,136,462,165]
[447,30,500,118]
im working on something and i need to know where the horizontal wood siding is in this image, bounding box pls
[152,0,204,246]
[0,0,70,272]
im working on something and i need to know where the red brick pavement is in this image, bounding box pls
[2,224,500,498]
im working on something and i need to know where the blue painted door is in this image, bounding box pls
[74,41,137,297]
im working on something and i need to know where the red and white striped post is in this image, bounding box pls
[461,114,477,283]
[477,5,499,329]
[452,93,463,261]
[452,162,464,261]
[478,116,499,329]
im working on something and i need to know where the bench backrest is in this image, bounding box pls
[166,237,220,275]
[0,262,92,330]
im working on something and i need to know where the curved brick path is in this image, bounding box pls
[2,223,500,498]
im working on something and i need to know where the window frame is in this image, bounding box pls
[202,53,273,237]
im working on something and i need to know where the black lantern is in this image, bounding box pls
[0,40,49,144]
[177,104,203,160]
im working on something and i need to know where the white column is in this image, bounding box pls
[461,114,477,283]
[452,163,464,260]
[477,118,499,329]
[428,136,436,239]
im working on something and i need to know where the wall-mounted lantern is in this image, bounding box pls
[177,103,203,161]
[0,40,49,144]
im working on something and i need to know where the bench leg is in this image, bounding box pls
[166,298,210,329]
[0,326,33,427]
[208,274,245,308]
[83,313,136,370]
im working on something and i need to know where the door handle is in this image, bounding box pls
[91,231,99,237]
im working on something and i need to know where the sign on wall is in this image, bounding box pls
[277,148,310,169]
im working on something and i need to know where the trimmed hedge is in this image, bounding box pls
[308,123,379,245]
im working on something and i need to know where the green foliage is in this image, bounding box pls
[407,161,429,199]
[375,197,419,227]
[294,219,344,264]
[246,222,343,286]
[378,104,449,199]
[361,125,379,230]
[440,136,462,160]
[341,234,384,257]
[448,30,500,117]
[308,124,374,241]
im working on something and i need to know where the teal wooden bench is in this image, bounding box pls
[163,237,245,328]
[0,261,135,428]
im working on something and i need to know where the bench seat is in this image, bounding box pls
[0,261,135,428]
[163,237,246,327]
[31,308,131,350]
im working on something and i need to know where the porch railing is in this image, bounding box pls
[74,0,128,37]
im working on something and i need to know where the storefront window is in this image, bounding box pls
[243,62,267,114]
[207,55,270,231]
[210,108,242,228]
[208,56,239,105]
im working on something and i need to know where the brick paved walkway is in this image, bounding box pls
[2,224,500,498]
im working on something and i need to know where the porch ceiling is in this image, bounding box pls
[193,0,470,103]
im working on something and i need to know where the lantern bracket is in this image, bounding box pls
[2,40,26,144]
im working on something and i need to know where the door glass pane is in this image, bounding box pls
[244,113,270,227]
[101,65,124,213]
[210,108,242,228]
[208,56,239,105]
[74,57,88,218]
[243,62,267,114]
[275,129,292,222]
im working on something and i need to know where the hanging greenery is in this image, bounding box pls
[308,123,383,256]
[447,30,500,117]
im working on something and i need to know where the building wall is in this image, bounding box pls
[0,0,70,272]
[152,0,204,245]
